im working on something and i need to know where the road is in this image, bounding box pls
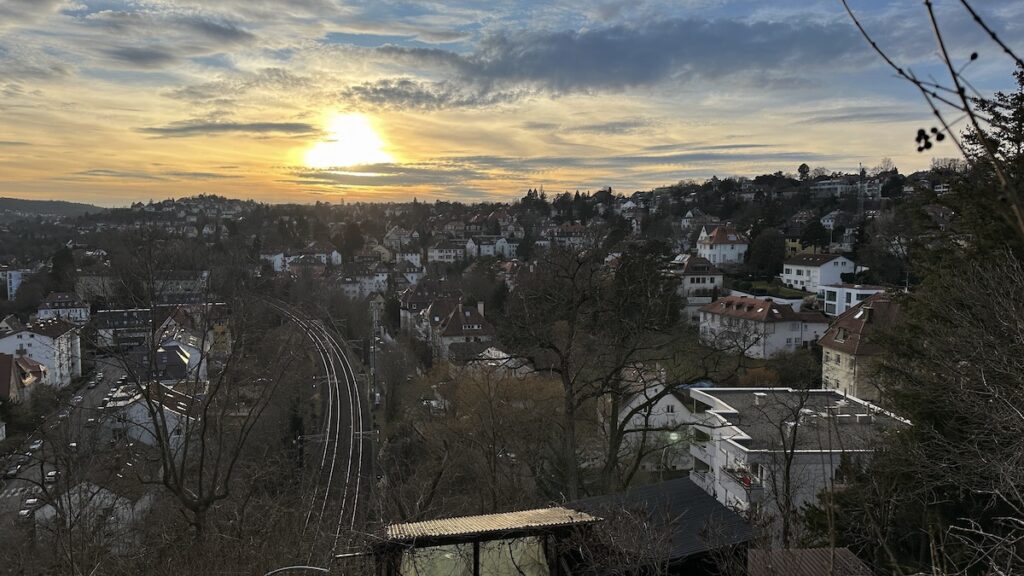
[268,300,371,563]
[0,357,130,517]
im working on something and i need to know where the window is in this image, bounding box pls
[796,269,803,276]
[834,354,841,364]
[824,351,830,362]
[845,292,852,304]
[786,337,793,345]
[666,405,675,413]
[785,268,792,274]
[826,291,837,301]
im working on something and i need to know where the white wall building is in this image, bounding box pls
[699,296,828,359]
[687,388,906,517]
[817,284,886,317]
[37,292,91,325]
[781,254,854,293]
[696,226,748,266]
[0,319,81,388]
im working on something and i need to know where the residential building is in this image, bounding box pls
[383,226,419,250]
[37,292,91,325]
[106,382,201,454]
[434,302,496,360]
[819,293,900,403]
[0,319,81,388]
[670,254,723,323]
[0,352,46,403]
[610,364,693,472]
[817,284,886,317]
[697,225,748,266]
[819,210,849,231]
[781,254,854,293]
[699,296,828,359]
[0,267,28,300]
[398,279,460,332]
[0,314,24,335]
[95,308,152,350]
[687,387,905,515]
[427,240,465,263]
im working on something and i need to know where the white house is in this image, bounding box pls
[611,364,694,473]
[687,388,905,518]
[696,226,748,266]
[37,292,91,325]
[781,254,855,293]
[699,296,828,359]
[494,238,519,259]
[0,319,81,388]
[107,382,200,455]
[817,284,886,317]
[428,241,465,264]
[0,267,28,300]
[670,254,723,324]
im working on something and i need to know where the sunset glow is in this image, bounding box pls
[304,114,394,169]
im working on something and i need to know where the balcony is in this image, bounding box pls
[722,467,763,493]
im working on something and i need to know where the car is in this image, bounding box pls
[96,372,105,380]
[23,497,40,509]
[5,466,20,478]
[17,509,32,521]
[44,470,59,484]
[29,440,43,452]
[87,381,97,389]
[72,395,84,404]
[57,410,70,420]
[68,442,78,452]
[85,418,97,427]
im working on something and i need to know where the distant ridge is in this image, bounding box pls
[0,197,106,219]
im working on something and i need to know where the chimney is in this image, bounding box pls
[477,301,485,317]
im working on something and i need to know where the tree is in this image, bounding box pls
[798,163,810,181]
[746,228,786,278]
[50,246,76,293]
[799,221,830,251]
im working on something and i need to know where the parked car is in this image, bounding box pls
[87,381,97,389]
[68,442,78,452]
[29,440,43,452]
[17,509,32,521]
[44,470,59,484]
[5,466,20,478]
[23,497,40,509]
[85,418,97,427]
[72,395,84,404]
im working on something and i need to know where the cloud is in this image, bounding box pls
[0,141,30,146]
[164,171,239,179]
[102,46,179,68]
[797,107,926,124]
[290,162,492,188]
[369,17,870,101]
[341,78,529,110]
[167,68,311,103]
[139,120,318,137]
[74,169,166,181]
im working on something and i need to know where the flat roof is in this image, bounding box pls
[691,388,907,452]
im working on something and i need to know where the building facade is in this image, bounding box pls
[699,296,829,359]
[781,254,855,293]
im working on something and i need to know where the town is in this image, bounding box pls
[0,150,1007,575]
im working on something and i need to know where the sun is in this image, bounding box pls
[305,113,394,169]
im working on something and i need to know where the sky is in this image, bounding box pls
[1,0,1022,206]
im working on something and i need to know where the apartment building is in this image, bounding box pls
[817,284,886,317]
[819,293,900,402]
[699,296,828,359]
[781,254,854,293]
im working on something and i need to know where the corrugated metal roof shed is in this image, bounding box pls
[747,547,873,576]
[386,507,599,542]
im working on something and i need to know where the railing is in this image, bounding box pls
[722,467,763,491]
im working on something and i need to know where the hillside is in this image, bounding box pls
[0,197,106,221]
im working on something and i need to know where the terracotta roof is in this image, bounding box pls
[699,226,748,246]
[785,253,847,267]
[819,292,899,356]
[386,507,599,542]
[748,548,873,576]
[699,296,827,324]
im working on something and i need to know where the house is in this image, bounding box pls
[611,364,693,472]
[680,208,720,231]
[494,237,519,259]
[0,267,28,300]
[37,292,91,325]
[0,319,81,388]
[427,240,465,264]
[818,283,886,317]
[0,352,46,403]
[383,226,419,250]
[398,279,460,332]
[820,210,850,231]
[0,314,24,335]
[697,225,748,266]
[670,254,723,323]
[699,296,828,359]
[106,382,201,454]
[434,302,496,360]
[819,293,900,403]
[687,387,906,517]
[781,253,854,293]
[94,308,152,350]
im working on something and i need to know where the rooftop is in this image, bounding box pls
[819,292,900,356]
[748,547,873,576]
[385,506,599,544]
[691,387,907,452]
[785,253,848,267]
[700,296,827,324]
